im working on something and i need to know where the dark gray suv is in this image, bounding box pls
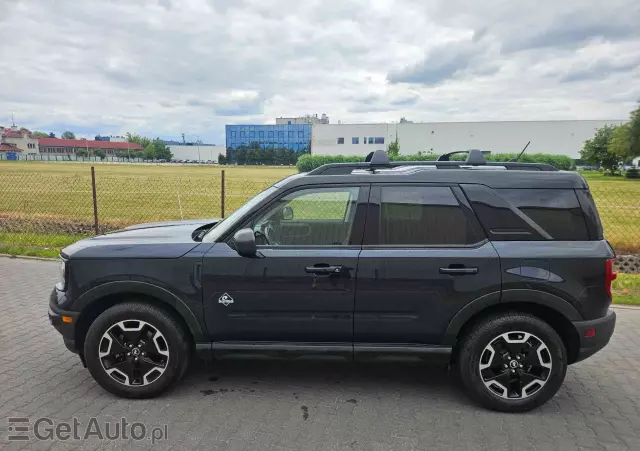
[49,150,616,412]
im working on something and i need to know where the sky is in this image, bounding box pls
[1,0,639,144]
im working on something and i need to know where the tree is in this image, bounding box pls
[61,131,76,139]
[609,124,632,162]
[126,132,152,149]
[580,125,622,175]
[33,131,49,138]
[48,132,56,138]
[627,103,640,159]
[218,153,227,164]
[75,148,88,158]
[152,139,173,160]
[387,138,400,158]
[115,150,130,159]
[236,147,247,165]
[143,144,156,160]
[94,149,106,160]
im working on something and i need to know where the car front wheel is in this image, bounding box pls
[84,302,190,398]
[457,312,567,412]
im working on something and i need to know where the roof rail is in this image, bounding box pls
[363,149,390,169]
[437,149,488,164]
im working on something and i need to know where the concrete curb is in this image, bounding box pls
[0,254,56,262]
[612,304,640,310]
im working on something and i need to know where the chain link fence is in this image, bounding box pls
[0,165,638,254]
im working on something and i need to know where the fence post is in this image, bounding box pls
[91,166,99,235]
[221,169,225,218]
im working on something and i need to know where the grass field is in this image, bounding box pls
[0,162,638,251]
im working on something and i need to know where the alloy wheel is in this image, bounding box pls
[479,331,552,399]
[98,320,170,386]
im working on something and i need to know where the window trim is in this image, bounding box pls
[226,183,371,248]
[363,183,486,248]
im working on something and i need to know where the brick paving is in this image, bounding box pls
[1,256,639,450]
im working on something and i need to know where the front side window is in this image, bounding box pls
[251,187,360,246]
[379,186,476,245]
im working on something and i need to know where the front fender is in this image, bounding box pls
[72,280,205,342]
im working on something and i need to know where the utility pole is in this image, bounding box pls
[197,135,201,162]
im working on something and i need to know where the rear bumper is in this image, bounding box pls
[571,308,616,363]
[49,289,80,354]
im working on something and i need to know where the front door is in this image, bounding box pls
[355,184,501,345]
[202,185,369,344]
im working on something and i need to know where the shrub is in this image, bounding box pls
[296,152,574,172]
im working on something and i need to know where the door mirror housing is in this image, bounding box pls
[281,205,294,221]
[233,228,257,257]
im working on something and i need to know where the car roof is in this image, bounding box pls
[287,150,587,190]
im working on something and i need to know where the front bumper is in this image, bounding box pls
[571,308,616,363]
[49,289,80,354]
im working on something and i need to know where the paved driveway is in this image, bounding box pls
[1,257,640,451]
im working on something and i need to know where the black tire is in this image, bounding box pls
[84,302,191,399]
[457,312,567,412]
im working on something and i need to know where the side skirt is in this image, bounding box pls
[195,341,452,363]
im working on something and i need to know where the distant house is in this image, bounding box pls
[37,138,143,156]
[1,126,39,154]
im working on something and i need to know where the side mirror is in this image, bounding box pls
[282,205,294,221]
[233,228,257,257]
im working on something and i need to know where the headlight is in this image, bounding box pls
[56,258,68,291]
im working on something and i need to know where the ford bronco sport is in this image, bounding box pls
[49,149,616,412]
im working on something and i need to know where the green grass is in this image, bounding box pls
[612,273,640,305]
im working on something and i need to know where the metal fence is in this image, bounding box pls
[0,167,273,242]
[0,166,638,254]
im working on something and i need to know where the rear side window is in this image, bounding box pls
[379,186,479,245]
[495,189,589,241]
[462,184,589,241]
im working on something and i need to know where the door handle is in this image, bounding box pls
[305,265,344,275]
[439,266,478,275]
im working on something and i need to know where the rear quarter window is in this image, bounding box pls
[462,184,590,241]
[495,189,589,241]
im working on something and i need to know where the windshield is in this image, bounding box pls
[202,186,278,243]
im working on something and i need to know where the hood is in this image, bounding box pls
[61,219,220,259]
[123,218,221,231]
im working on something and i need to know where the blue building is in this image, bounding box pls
[225,124,311,153]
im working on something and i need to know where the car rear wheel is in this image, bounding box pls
[84,302,190,398]
[457,312,567,412]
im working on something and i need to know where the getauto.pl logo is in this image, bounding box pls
[7,417,168,444]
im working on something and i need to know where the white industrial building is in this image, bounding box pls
[311,120,626,159]
[169,144,225,161]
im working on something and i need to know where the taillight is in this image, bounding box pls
[605,258,617,298]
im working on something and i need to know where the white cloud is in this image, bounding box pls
[1,0,639,143]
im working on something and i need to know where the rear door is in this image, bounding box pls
[354,184,502,345]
